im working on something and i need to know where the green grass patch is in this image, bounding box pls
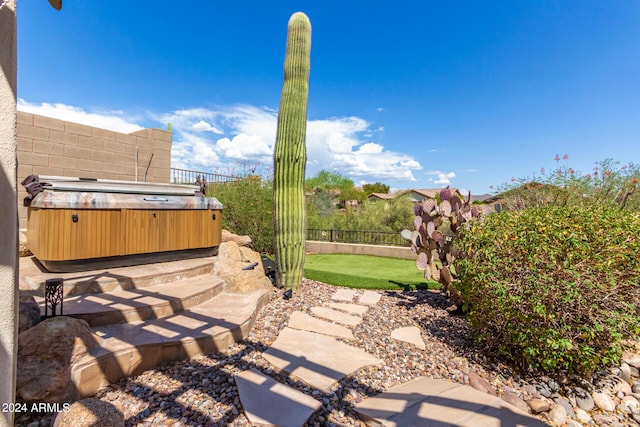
[304,254,439,290]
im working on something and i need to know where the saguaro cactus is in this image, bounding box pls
[273,12,311,291]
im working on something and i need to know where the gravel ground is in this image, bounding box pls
[15,279,640,426]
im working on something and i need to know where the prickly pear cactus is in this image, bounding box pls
[273,12,312,291]
[403,186,492,308]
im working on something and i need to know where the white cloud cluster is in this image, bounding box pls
[427,170,456,185]
[17,100,423,183]
[164,105,422,182]
[192,120,223,134]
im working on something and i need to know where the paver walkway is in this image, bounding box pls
[287,311,354,340]
[235,288,549,427]
[354,377,549,427]
[234,369,321,427]
[309,306,361,326]
[391,326,426,350]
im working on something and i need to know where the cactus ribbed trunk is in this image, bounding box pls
[273,12,311,291]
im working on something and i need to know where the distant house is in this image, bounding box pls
[367,192,396,201]
[403,188,466,202]
[368,188,499,209]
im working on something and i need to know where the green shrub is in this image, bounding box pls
[456,206,640,376]
[208,177,274,254]
[306,196,414,232]
[497,158,640,212]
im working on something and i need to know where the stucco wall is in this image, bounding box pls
[305,241,414,259]
[16,111,172,228]
[0,1,18,425]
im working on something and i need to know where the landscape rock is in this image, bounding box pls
[634,380,640,394]
[52,398,124,427]
[547,378,560,393]
[522,384,541,398]
[221,229,252,247]
[571,386,595,411]
[553,396,575,418]
[501,391,530,414]
[619,362,632,382]
[534,381,552,398]
[596,374,632,396]
[621,395,639,412]
[592,413,617,424]
[565,420,582,427]
[626,356,640,369]
[592,390,616,412]
[16,316,101,403]
[547,403,567,426]
[467,371,496,395]
[19,230,32,257]
[18,294,41,333]
[527,397,552,413]
[622,343,640,369]
[573,407,592,424]
[212,241,273,294]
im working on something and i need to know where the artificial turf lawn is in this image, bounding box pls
[303,253,439,290]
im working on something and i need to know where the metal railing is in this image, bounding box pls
[307,228,409,247]
[171,168,239,185]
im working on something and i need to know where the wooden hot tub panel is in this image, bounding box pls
[27,207,222,262]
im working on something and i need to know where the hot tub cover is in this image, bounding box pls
[23,175,223,210]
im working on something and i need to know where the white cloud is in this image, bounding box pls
[427,170,456,185]
[17,99,144,134]
[305,117,421,181]
[157,104,277,168]
[356,142,383,154]
[17,99,423,183]
[377,107,384,113]
[192,120,223,134]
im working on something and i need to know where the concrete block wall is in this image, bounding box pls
[17,112,172,228]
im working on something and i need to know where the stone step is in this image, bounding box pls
[358,290,381,306]
[391,326,426,350]
[354,377,548,427]
[262,327,382,392]
[235,369,321,427]
[331,288,357,302]
[37,275,225,327]
[327,302,368,316]
[71,289,272,399]
[310,306,362,326]
[20,255,216,297]
[288,311,354,340]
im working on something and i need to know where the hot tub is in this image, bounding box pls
[24,176,223,272]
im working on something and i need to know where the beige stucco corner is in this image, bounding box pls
[0,1,18,426]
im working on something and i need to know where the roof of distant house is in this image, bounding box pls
[405,188,463,199]
[368,188,497,203]
[368,192,396,200]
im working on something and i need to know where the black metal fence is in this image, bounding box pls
[171,168,239,185]
[307,228,409,247]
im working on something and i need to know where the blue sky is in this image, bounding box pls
[17,1,640,195]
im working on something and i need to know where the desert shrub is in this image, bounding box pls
[307,196,414,233]
[497,157,640,212]
[455,205,640,376]
[208,176,274,254]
